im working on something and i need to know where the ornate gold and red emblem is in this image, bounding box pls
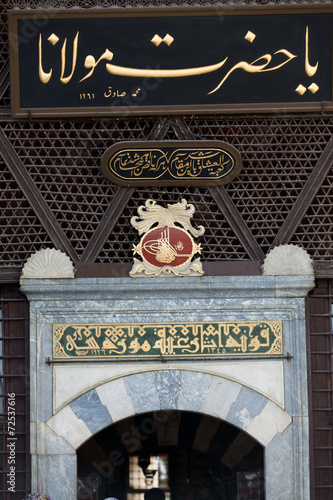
[130,199,205,277]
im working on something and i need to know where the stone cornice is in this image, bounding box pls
[20,275,315,302]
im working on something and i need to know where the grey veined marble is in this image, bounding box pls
[21,274,314,500]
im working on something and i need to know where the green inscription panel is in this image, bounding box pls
[53,321,282,359]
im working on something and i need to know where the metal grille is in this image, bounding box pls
[185,115,333,255]
[307,279,333,500]
[0,284,30,500]
[0,157,54,265]
[290,170,333,260]
[1,114,333,266]
[1,0,333,267]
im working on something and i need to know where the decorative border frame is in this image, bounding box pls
[53,320,283,359]
[8,5,333,118]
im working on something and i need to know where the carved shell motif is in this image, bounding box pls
[21,248,75,279]
[261,244,314,276]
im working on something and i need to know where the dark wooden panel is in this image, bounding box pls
[0,284,30,500]
[307,279,333,500]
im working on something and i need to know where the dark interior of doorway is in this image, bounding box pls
[77,410,264,500]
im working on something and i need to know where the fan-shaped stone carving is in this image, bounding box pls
[261,244,314,276]
[21,248,75,279]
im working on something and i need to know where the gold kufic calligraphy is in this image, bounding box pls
[129,199,204,277]
[53,321,283,359]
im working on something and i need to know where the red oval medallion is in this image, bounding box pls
[140,226,195,269]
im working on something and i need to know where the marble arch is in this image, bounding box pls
[47,370,292,448]
[39,370,292,499]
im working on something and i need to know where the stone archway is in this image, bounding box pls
[41,370,292,499]
[22,273,314,499]
[76,409,265,500]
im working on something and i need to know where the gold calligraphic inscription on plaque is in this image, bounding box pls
[101,141,242,187]
[8,7,332,117]
[53,321,282,359]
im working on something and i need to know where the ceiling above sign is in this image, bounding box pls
[101,141,242,186]
[8,6,333,117]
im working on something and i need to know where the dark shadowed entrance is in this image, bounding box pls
[77,411,264,500]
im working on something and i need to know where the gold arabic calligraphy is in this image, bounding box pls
[38,27,319,95]
[109,148,233,180]
[53,321,283,358]
[142,227,192,264]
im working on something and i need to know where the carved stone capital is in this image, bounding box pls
[21,248,75,279]
[261,244,314,276]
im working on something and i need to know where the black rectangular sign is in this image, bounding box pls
[8,6,333,117]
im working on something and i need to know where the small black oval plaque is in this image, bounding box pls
[101,141,242,186]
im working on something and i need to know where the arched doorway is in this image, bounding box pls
[77,411,264,500]
[21,274,313,499]
[43,368,293,499]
